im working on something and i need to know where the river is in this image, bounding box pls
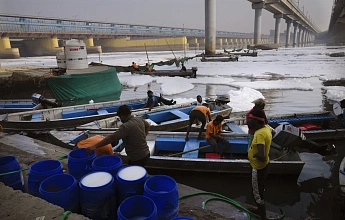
[2,45,345,219]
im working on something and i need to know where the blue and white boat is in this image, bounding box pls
[0,98,195,132]
[49,130,304,178]
[0,100,44,114]
[76,105,232,131]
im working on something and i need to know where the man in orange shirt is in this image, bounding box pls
[206,115,230,157]
[131,62,140,71]
[185,103,212,141]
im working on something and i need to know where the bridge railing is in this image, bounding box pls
[0,15,253,38]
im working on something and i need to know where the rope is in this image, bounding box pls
[179,191,285,220]
[271,151,291,161]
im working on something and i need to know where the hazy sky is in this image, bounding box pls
[0,0,334,33]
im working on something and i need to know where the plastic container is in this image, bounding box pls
[144,175,179,219]
[79,171,116,220]
[68,148,96,181]
[0,156,24,191]
[205,153,221,159]
[39,173,79,212]
[28,160,63,196]
[118,195,157,220]
[116,165,148,205]
[92,155,123,179]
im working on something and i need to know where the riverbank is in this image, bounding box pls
[0,133,290,220]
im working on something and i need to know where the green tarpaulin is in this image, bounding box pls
[46,67,122,104]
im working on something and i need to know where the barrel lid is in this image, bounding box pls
[80,172,112,187]
[117,166,147,181]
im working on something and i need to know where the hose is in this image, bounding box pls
[60,211,71,220]
[179,191,285,220]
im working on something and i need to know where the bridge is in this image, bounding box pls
[0,0,318,58]
[328,0,345,45]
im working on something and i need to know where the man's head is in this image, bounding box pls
[147,90,153,97]
[197,95,202,103]
[182,63,185,66]
[248,109,266,130]
[252,98,266,109]
[213,115,224,125]
[132,62,135,64]
[117,105,131,122]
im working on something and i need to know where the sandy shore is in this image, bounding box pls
[0,66,54,76]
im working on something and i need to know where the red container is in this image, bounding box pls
[206,153,221,159]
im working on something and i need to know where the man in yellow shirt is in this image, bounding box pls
[185,103,212,141]
[247,109,272,220]
[205,115,230,157]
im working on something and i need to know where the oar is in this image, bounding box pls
[166,145,211,157]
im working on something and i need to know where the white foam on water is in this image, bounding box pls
[81,172,112,187]
[117,166,147,181]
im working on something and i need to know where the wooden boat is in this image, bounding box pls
[131,68,197,78]
[223,49,258,57]
[49,130,304,177]
[226,111,345,141]
[0,100,43,114]
[0,98,195,132]
[200,56,238,62]
[76,105,232,132]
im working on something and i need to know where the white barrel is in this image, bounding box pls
[64,39,88,70]
[56,51,66,69]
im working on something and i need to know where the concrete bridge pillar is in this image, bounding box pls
[297,26,302,47]
[24,37,63,56]
[300,28,305,47]
[228,39,234,48]
[83,37,102,54]
[205,0,216,55]
[0,37,20,59]
[293,22,299,47]
[285,19,292,48]
[223,38,228,48]
[252,2,265,45]
[303,30,308,47]
[274,14,283,45]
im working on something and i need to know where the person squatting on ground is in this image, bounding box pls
[206,115,231,158]
[185,103,212,141]
[143,90,159,110]
[86,105,151,166]
[247,109,273,220]
[246,98,268,151]
[131,62,140,71]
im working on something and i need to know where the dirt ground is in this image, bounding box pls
[0,66,53,76]
[0,134,235,220]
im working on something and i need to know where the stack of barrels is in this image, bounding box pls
[0,149,193,220]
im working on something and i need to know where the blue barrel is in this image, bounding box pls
[116,165,148,205]
[79,171,116,220]
[118,195,157,220]
[68,148,96,181]
[39,174,79,212]
[28,160,63,196]
[92,155,123,179]
[171,217,194,220]
[144,175,179,220]
[0,156,24,191]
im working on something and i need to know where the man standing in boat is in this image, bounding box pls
[196,95,205,106]
[86,105,151,166]
[143,90,159,110]
[247,109,272,220]
[185,103,212,141]
[180,63,187,72]
[205,115,230,157]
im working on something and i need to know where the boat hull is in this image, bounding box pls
[132,70,196,78]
